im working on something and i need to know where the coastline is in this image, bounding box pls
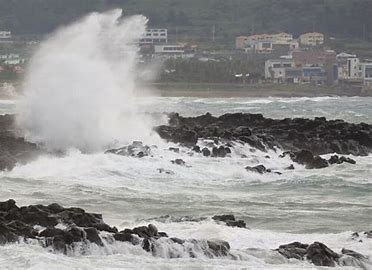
[142,82,370,98]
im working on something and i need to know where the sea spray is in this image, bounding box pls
[16,9,159,152]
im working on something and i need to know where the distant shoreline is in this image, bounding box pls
[2,81,371,99]
[141,82,371,98]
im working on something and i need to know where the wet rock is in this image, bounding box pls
[169,147,179,153]
[364,231,372,238]
[0,223,19,244]
[156,113,372,157]
[285,164,295,170]
[307,242,340,267]
[0,115,43,171]
[157,168,175,175]
[284,150,329,169]
[245,165,268,174]
[341,248,367,260]
[0,199,18,212]
[277,241,342,267]
[84,227,103,246]
[212,215,235,222]
[201,147,211,157]
[171,159,186,166]
[113,232,133,242]
[277,242,309,260]
[148,224,158,237]
[192,145,201,153]
[206,240,230,256]
[212,146,230,158]
[0,200,233,259]
[105,141,151,158]
[328,155,356,165]
[212,215,246,228]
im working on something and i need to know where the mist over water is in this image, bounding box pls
[16,9,158,152]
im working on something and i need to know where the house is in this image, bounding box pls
[346,58,362,79]
[0,54,25,65]
[265,59,296,81]
[292,50,336,67]
[299,32,324,46]
[140,29,167,45]
[0,31,12,44]
[336,52,358,79]
[360,61,372,88]
[236,32,296,54]
[154,44,197,59]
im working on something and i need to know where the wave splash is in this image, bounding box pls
[17,9,157,152]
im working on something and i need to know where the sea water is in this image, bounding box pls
[0,96,371,269]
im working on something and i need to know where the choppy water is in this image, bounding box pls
[1,96,371,270]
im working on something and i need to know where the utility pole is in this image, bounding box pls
[176,26,178,43]
[212,25,216,42]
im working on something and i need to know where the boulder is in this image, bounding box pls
[245,165,268,174]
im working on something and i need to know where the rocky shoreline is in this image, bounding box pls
[154,112,372,170]
[2,111,372,172]
[0,115,43,171]
[0,200,370,268]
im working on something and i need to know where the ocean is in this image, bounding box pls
[0,96,371,269]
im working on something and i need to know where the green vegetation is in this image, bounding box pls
[1,0,372,47]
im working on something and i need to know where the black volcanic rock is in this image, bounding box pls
[277,241,370,268]
[245,164,268,174]
[155,113,372,159]
[0,115,42,171]
[0,200,233,258]
[212,214,246,228]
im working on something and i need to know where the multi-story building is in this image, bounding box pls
[299,32,324,46]
[361,62,372,87]
[346,57,362,79]
[154,44,197,59]
[140,29,167,45]
[265,59,296,80]
[0,31,12,43]
[236,32,296,54]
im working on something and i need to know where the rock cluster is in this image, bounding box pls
[277,241,369,268]
[0,115,42,171]
[105,141,152,158]
[212,215,246,228]
[156,113,372,156]
[0,200,232,258]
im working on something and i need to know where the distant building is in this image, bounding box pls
[0,54,25,65]
[361,62,372,87]
[0,31,12,43]
[336,52,357,79]
[140,29,167,45]
[265,59,296,81]
[292,50,336,67]
[154,43,197,59]
[346,58,362,79]
[236,32,297,54]
[299,32,324,46]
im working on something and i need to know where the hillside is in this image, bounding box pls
[0,0,371,45]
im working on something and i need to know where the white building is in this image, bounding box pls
[237,32,298,53]
[140,29,167,45]
[360,62,372,87]
[299,32,324,46]
[346,58,362,79]
[265,59,295,80]
[0,31,12,43]
[0,54,25,65]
